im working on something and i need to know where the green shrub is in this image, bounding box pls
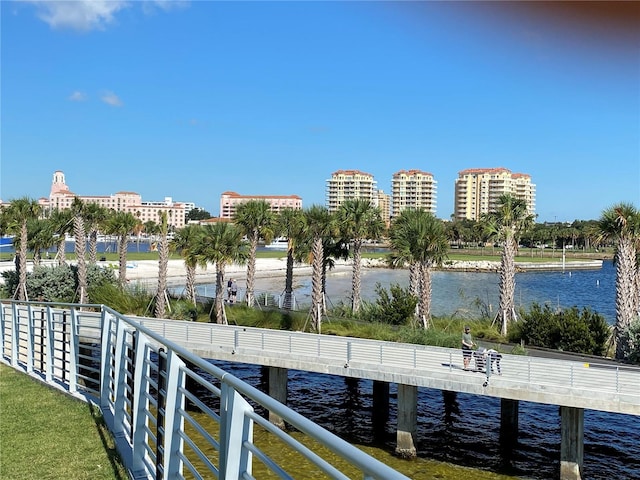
[359,282,418,326]
[511,302,611,355]
[617,318,640,365]
[1,264,119,303]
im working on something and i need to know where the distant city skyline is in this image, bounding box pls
[2,1,638,222]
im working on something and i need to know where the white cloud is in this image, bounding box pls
[21,0,189,31]
[101,91,123,107]
[143,0,190,14]
[68,91,87,102]
[22,1,130,31]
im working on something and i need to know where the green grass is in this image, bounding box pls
[0,364,128,480]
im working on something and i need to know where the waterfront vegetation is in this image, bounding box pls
[1,197,638,363]
[0,363,128,480]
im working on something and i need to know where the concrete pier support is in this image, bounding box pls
[268,367,288,429]
[560,406,584,480]
[372,380,389,439]
[395,384,417,458]
[500,398,519,448]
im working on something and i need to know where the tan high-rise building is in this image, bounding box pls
[391,169,437,219]
[325,170,377,213]
[376,190,391,227]
[454,167,536,221]
[219,191,302,219]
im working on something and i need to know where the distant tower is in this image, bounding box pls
[50,170,70,195]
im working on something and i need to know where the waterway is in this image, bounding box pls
[195,260,638,479]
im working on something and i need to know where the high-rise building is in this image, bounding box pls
[376,190,391,227]
[454,167,536,221]
[219,191,302,219]
[390,169,437,219]
[326,170,377,213]
[45,170,188,229]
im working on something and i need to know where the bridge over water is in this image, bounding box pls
[3,300,639,480]
[131,315,640,480]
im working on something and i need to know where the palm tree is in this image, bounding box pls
[302,205,335,333]
[597,203,640,359]
[104,211,140,286]
[171,224,206,305]
[84,203,109,264]
[5,197,42,300]
[154,212,170,319]
[198,223,248,324]
[70,197,90,304]
[26,218,56,266]
[47,208,73,265]
[277,208,307,310]
[336,199,386,314]
[388,209,448,328]
[233,200,277,308]
[482,194,535,336]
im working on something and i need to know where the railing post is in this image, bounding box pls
[45,306,55,383]
[113,316,130,438]
[25,304,34,373]
[61,310,68,383]
[131,332,152,477]
[40,308,46,372]
[156,348,167,480]
[126,331,137,439]
[11,303,20,366]
[347,341,352,366]
[100,310,115,412]
[68,307,79,393]
[219,382,254,479]
[162,350,186,479]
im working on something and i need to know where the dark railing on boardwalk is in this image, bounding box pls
[0,300,409,480]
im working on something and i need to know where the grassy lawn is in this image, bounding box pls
[0,364,128,480]
[0,245,612,264]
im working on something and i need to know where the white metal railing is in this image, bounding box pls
[130,317,640,415]
[0,300,409,480]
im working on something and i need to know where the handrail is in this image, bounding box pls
[129,316,640,415]
[0,300,409,480]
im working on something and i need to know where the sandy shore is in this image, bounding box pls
[0,257,602,290]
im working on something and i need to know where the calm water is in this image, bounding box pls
[195,260,639,479]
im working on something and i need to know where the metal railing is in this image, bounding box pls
[129,317,640,415]
[0,300,409,480]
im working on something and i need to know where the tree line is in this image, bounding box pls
[1,195,638,361]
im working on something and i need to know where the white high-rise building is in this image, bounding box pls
[325,170,377,213]
[390,169,437,219]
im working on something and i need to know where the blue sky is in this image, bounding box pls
[1,1,639,222]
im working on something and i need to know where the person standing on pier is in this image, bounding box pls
[461,325,475,370]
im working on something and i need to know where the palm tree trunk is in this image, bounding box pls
[215,266,226,324]
[246,234,258,307]
[57,237,66,265]
[409,262,420,322]
[185,264,197,305]
[16,222,28,301]
[154,235,169,318]
[88,230,98,264]
[614,238,637,359]
[284,248,294,310]
[74,216,88,304]
[499,238,517,336]
[118,235,128,286]
[419,262,432,329]
[351,240,362,314]
[311,238,324,332]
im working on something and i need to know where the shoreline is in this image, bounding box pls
[0,257,604,288]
